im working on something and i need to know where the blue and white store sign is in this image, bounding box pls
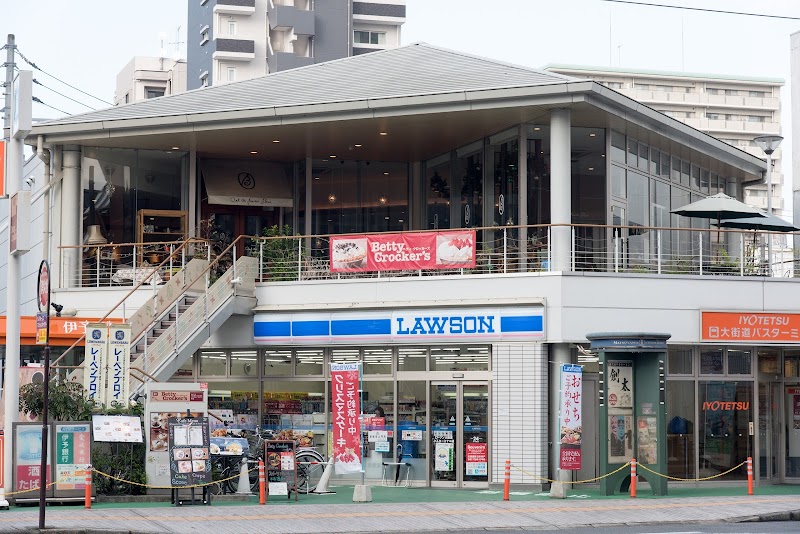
[253,306,544,345]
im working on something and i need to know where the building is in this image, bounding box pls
[545,65,785,220]
[7,44,800,492]
[187,0,406,90]
[114,56,188,106]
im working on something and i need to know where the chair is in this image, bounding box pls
[381,444,411,487]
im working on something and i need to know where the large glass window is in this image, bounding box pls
[668,346,693,375]
[456,146,483,229]
[666,381,695,478]
[698,381,752,480]
[398,347,427,372]
[491,139,518,227]
[700,347,724,375]
[426,153,452,229]
[430,346,489,372]
[263,380,326,452]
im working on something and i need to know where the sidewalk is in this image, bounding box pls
[2,485,800,533]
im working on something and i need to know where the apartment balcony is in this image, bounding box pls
[268,51,314,72]
[213,38,256,61]
[268,2,315,35]
[214,0,256,15]
[622,89,780,112]
[681,117,780,136]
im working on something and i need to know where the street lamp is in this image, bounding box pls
[753,135,783,275]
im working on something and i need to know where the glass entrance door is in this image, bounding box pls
[430,382,489,488]
[786,385,800,480]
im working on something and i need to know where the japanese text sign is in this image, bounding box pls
[83,323,108,405]
[54,423,91,491]
[331,363,362,474]
[607,361,633,409]
[105,325,131,408]
[558,364,583,470]
[702,311,800,343]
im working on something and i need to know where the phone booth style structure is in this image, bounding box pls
[587,332,670,496]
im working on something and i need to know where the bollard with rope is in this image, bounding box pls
[258,460,266,505]
[85,465,92,509]
[503,459,510,501]
[630,458,637,498]
[747,456,753,495]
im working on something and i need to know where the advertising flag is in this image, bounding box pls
[558,364,583,470]
[106,324,132,407]
[83,323,108,405]
[331,363,362,474]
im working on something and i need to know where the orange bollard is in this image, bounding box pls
[258,460,266,505]
[747,456,753,495]
[84,465,92,509]
[503,459,510,501]
[630,458,637,498]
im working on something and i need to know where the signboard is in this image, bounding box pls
[0,140,6,198]
[266,440,297,500]
[465,443,487,476]
[13,423,52,499]
[401,429,422,441]
[254,306,544,345]
[607,361,633,409]
[37,260,50,312]
[92,415,143,443]
[375,441,390,453]
[701,311,800,343]
[558,363,583,470]
[36,312,47,345]
[83,323,108,405]
[367,430,388,443]
[105,324,131,407]
[54,423,92,493]
[11,70,32,139]
[167,416,211,487]
[330,230,476,272]
[432,430,454,472]
[150,390,205,403]
[331,363,362,474]
[10,190,31,255]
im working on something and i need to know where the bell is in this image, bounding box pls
[86,225,107,245]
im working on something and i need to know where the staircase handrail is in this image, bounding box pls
[50,237,209,368]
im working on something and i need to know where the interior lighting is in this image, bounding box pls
[354,144,363,147]
[379,132,388,136]
[171,146,180,150]
[589,133,597,137]
[250,151,258,154]
[329,155,337,158]
[272,139,280,143]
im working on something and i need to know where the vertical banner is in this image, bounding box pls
[331,363,362,474]
[84,323,108,405]
[106,324,131,407]
[558,364,583,470]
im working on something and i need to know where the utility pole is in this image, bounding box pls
[2,34,14,136]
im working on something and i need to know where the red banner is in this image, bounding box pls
[330,230,476,272]
[331,363,362,474]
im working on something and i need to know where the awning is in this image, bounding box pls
[200,159,293,207]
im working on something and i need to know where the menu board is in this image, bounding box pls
[265,440,296,500]
[167,416,211,487]
[92,415,143,443]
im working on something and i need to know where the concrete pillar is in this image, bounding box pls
[188,149,197,238]
[550,109,571,272]
[518,125,528,272]
[61,146,81,288]
[305,156,312,237]
[549,343,572,498]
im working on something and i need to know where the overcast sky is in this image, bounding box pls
[3,0,800,214]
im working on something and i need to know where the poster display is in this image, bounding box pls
[608,414,633,463]
[331,363,362,474]
[167,416,211,487]
[465,443,487,476]
[330,230,476,272]
[266,440,297,500]
[637,417,658,465]
[607,361,633,409]
[54,423,92,492]
[105,324,131,407]
[433,431,454,472]
[13,423,52,498]
[92,415,143,443]
[83,323,108,405]
[558,363,583,470]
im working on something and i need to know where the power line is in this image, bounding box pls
[32,78,96,111]
[16,47,112,106]
[601,0,800,21]
[32,96,69,116]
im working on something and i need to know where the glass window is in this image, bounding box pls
[200,349,227,376]
[430,345,489,372]
[666,381,695,479]
[227,67,236,82]
[228,20,237,35]
[700,169,710,194]
[627,138,638,167]
[691,165,701,191]
[264,381,326,452]
[671,156,681,183]
[363,347,393,375]
[457,148,483,228]
[145,87,165,99]
[727,349,752,375]
[354,30,370,43]
[207,385,259,430]
[610,131,626,163]
[681,160,691,187]
[398,346,427,372]
[397,380,427,480]
[650,148,660,175]
[700,347,724,375]
[491,140,518,227]
[427,153,452,229]
[611,165,626,199]
[784,350,800,378]
[638,143,649,171]
[264,349,292,377]
[230,350,258,377]
[172,353,194,378]
[668,346,693,375]
[295,348,324,375]
[757,349,779,375]
[660,151,670,178]
[698,381,752,480]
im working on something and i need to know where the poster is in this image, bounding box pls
[331,362,362,474]
[608,415,633,463]
[13,424,51,495]
[607,361,633,409]
[465,443,487,476]
[105,324,131,408]
[558,363,583,470]
[330,230,476,272]
[54,423,92,491]
[433,430,455,472]
[92,415,143,443]
[149,411,202,451]
[167,416,211,487]
[266,440,296,499]
[83,323,108,405]
[637,417,658,465]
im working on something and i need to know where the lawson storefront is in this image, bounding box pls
[194,305,546,488]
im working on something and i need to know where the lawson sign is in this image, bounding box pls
[253,307,544,345]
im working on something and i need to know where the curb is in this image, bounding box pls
[734,509,800,523]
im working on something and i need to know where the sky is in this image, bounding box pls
[3,0,800,215]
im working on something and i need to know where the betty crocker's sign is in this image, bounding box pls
[329,230,476,273]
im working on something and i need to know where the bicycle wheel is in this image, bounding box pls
[295,449,325,493]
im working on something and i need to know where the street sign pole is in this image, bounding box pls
[37,260,51,529]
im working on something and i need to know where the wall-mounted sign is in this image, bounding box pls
[701,311,800,343]
[254,306,544,345]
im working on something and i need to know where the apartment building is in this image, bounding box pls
[187,0,405,90]
[545,65,784,218]
[114,56,187,106]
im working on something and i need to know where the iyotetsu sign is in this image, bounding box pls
[701,311,800,343]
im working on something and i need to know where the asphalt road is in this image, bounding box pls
[420,521,800,534]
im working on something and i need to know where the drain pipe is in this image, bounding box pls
[36,135,51,261]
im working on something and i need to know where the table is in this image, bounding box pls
[381,461,411,487]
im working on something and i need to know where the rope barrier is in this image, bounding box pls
[511,462,631,484]
[93,465,260,491]
[3,477,69,497]
[637,460,747,482]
